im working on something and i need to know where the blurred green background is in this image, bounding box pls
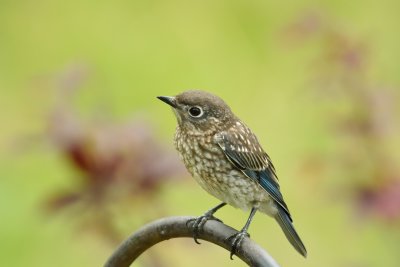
[1,0,400,266]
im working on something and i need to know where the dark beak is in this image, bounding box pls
[157,96,177,108]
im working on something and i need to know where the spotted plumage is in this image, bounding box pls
[157,90,307,258]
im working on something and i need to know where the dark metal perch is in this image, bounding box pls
[104,216,280,267]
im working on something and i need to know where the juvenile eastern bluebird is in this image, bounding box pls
[157,90,307,258]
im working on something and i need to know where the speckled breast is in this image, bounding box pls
[174,128,270,211]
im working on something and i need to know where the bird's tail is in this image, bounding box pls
[274,205,307,257]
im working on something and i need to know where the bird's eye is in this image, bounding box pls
[188,106,203,118]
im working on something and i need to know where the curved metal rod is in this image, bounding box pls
[104,216,280,267]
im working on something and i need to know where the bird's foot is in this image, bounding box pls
[186,212,223,244]
[226,230,250,260]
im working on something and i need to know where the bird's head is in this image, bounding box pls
[157,90,235,134]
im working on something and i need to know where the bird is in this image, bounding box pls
[157,90,307,259]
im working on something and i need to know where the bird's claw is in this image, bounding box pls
[226,230,250,260]
[186,213,222,244]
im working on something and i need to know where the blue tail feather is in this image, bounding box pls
[275,205,307,257]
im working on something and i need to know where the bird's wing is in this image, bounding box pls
[215,126,291,219]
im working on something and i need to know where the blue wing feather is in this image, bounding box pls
[257,169,291,221]
[218,132,292,219]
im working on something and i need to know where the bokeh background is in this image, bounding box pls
[1,0,400,266]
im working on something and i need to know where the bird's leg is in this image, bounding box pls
[227,207,257,260]
[186,202,226,244]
